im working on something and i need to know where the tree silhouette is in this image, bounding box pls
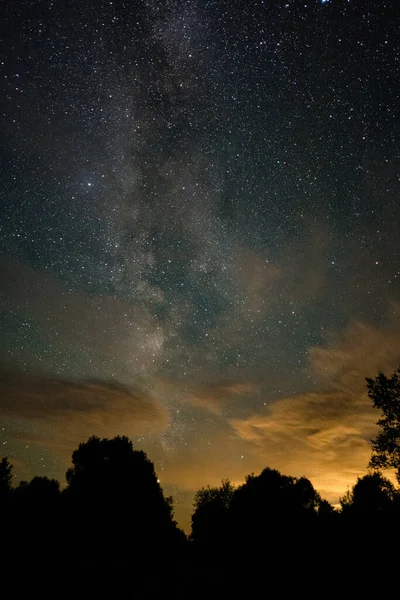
[367,367,400,481]
[338,470,400,579]
[63,435,182,571]
[14,475,60,521]
[12,476,61,565]
[3,429,396,595]
[317,498,336,516]
[191,479,234,547]
[0,458,15,575]
[66,435,173,519]
[0,456,12,503]
[15,475,60,499]
[0,439,188,592]
[190,467,333,596]
[232,468,324,567]
[0,456,13,555]
[340,472,397,516]
[230,467,321,522]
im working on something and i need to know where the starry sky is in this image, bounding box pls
[1,0,399,531]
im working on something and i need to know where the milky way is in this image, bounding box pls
[1,0,399,530]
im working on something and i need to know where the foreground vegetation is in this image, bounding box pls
[1,368,400,596]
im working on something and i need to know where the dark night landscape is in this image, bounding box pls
[1,0,399,596]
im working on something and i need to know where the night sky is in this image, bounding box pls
[1,0,399,531]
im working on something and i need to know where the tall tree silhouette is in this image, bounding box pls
[367,367,400,481]
[228,467,323,566]
[191,479,234,547]
[338,471,400,577]
[64,435,181,569]
[13,476,61,566]
[0,457,12,503]
[0,458,14,574]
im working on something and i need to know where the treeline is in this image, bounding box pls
[1,368,399,596]
[0,435,190,595]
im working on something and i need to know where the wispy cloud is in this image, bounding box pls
[187,381,256,415]
[0,371,169,457]
[229,312,400,503]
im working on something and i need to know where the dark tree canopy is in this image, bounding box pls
[318,498,336,516]
[1,416,399,596]
[230,467,322,522]
[66,435,161,498]
[14,476,60,508]
[340,472,397,516]
[192,479,234,516]
[367,368,400,481]
[0,456,12,503]
[66,435,171,507]
[191,479,234,545]
[190,466,330,562]
[64,435,178,556]
[4,367,400,595]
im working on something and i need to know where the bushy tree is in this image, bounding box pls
[15,476,60,500]
[230,467,322,522]
[340,472,397,516]
[367,368,400,481]
[66,435,172,517]
[0,457,13,503]
[64,435,181,563]
[317,498,336,516]
[191,479,234,546]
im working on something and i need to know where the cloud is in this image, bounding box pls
[0,371,169,458]
[187,381,256,415]
[229,313,400,504]
[158,312,400,529]
[234,248,282,317]
[229,389,377,504]
[309,311,400,392]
